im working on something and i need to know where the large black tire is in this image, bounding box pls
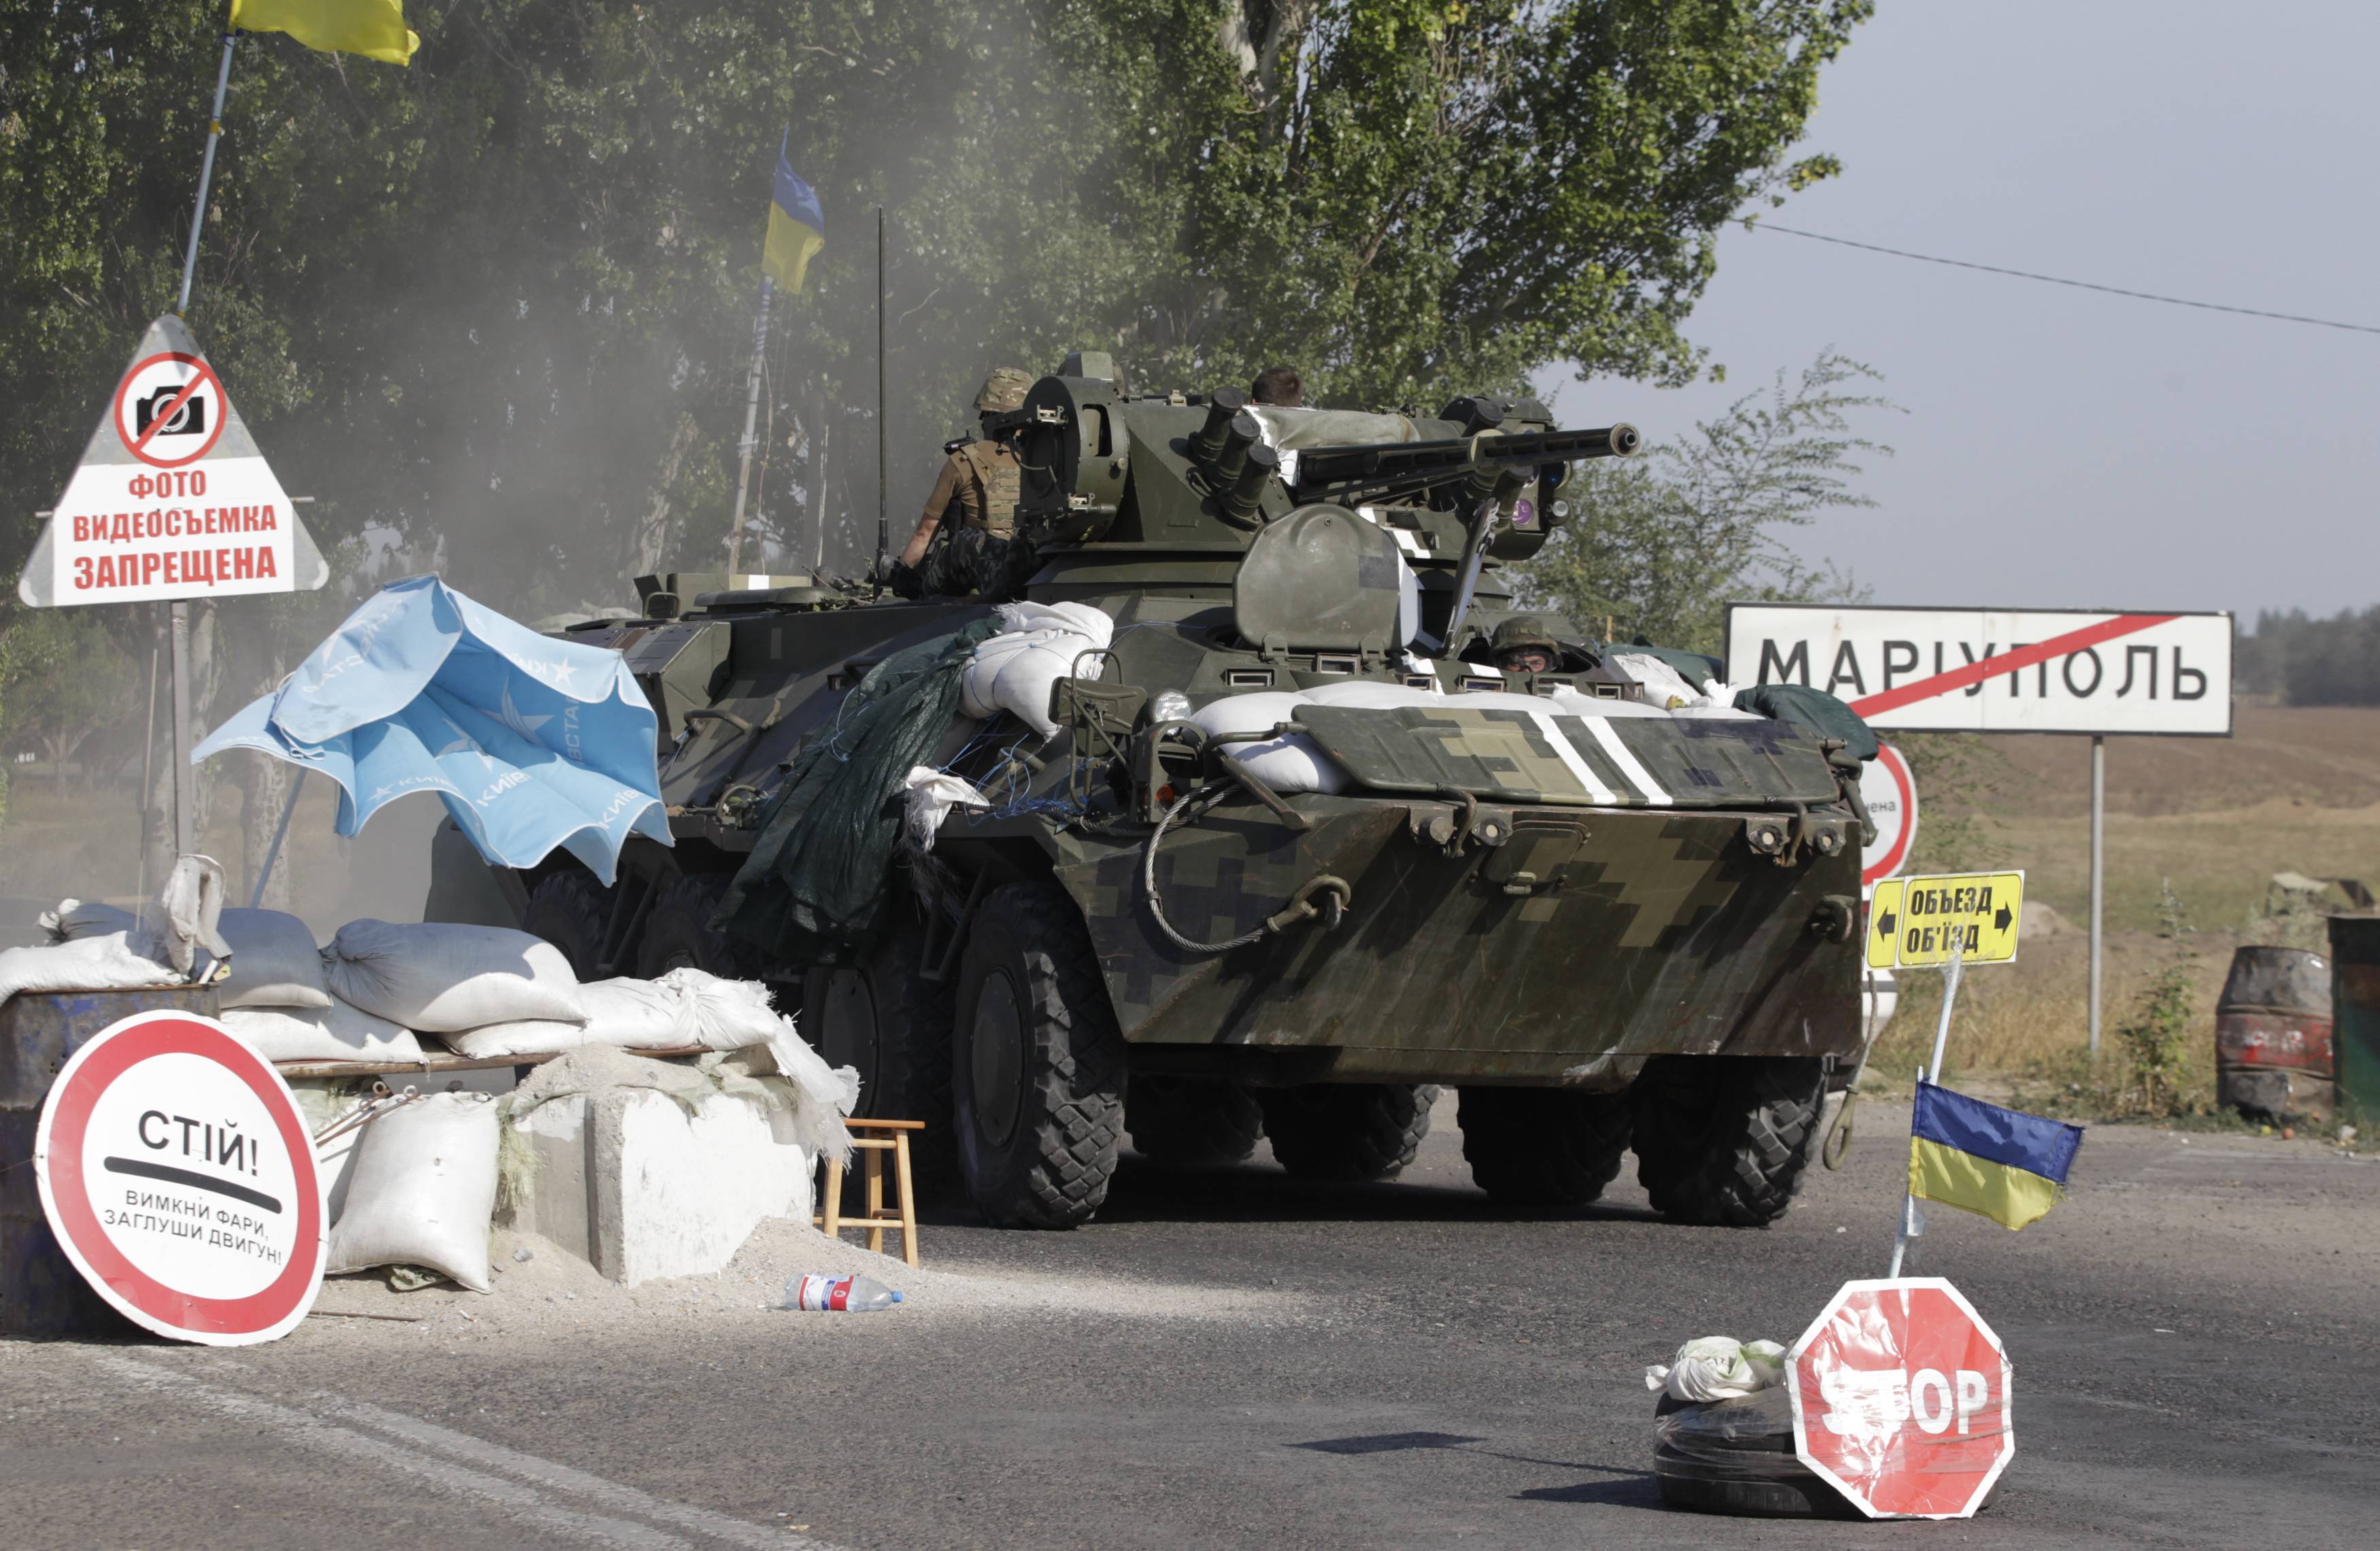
[1457,1087,1633,1206]
[524,869,611,980]
[1257,1083,1437,1182]
[1126,1076,1265,1166]
[634,872,762,981]
[1632,1056,1826,1227]
[806,913,959,1199]
[951,883,1126,1228]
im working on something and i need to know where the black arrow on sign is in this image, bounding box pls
[1877,908,1897,940]
[1994,904,2012,932]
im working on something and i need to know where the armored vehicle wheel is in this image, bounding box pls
[809,914,959,1199]
[1257,1083,1437,1182]
[951,883,1126,1228]
[524,869,609,980]
[1632,1057,1826,1227]
[635,872,760,981]
[1126,1076,1265,1166]
[1457,1087,1633,1206]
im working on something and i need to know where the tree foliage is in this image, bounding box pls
[2,0,1871,617]
[2240,604,2380,706]
[1512,350,1891,654]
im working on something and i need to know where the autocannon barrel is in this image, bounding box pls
[1293,422,1640,501]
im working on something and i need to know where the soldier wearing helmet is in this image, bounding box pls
[1491,615,1564,676]
[889,367,1033,599]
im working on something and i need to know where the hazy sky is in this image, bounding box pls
[1548,2,2380,627]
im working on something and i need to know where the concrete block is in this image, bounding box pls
[497,1089,811,1286]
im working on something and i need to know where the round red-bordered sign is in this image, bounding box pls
[113,350,228,468]
[35,1010,323,1345]
[1860,743,1920,887]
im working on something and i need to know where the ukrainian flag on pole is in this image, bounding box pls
[1908,1081,2084,1231]
[228,0,420,65]
[762,133,826,294]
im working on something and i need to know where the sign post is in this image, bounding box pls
[34,1010,325,1344]
[1727,604,2233,1053]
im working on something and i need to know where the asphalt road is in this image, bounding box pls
[4,1093,2375,1550]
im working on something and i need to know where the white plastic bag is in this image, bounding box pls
[222,1001,423,1063]
[328,1091,501,1292]
[0,933,180,1008]
[323,919,586,1032]
[214,908,333,1010]
[903,765,989,852]
[1645,1337,1790,1402]
[656,968,789,1051]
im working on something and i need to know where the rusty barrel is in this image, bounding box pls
[2330,917,2380,1131]
[2215,945,2333,1123]
[1,985,220,1337]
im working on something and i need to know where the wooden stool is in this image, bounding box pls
[815,1119,923,1268]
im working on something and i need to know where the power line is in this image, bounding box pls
[1750,221,2380,337]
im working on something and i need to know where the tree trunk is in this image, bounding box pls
[239,755,294,913]
[631,411,702,577]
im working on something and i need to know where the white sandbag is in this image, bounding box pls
[1299,680,1437,708]
[656,968,789,1051]
[903,764,989,851]
[1610,651,1707,711]
[1546,687,1669,719]
[222,1001,424,1063]
[758,1029,862,1163]
[961,602,1116,739]
[0,933,181,1008]
[214,908,333,1010]
[1644,1336,1790,1402]
[1189,691,1348,796]
[438,1019,591,1059]
[40,858,230,975]
[39,899,137,941]
[328,1091,501,1292]
[322,919,586,1032]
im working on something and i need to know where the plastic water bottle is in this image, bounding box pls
[781,1273,903,1312]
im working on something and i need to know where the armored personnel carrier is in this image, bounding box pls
[436,352,1872,1231]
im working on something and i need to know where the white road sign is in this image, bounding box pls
[1724,605,2232,736]
[18,312,326,609]
[1861,743,1918,887]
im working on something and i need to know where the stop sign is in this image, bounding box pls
[1787,1278,2012,1518]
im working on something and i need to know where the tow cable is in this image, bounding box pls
[1142,783,1352,955]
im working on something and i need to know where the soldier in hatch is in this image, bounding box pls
[1250,365,1304,407]
[1491,615,1564,675]
[887,367,1032,600]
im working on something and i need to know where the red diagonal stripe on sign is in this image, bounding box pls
[1847,613,2180,717]
[131,373,209,454]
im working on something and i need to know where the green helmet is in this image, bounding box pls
[1491,615,1563,656]
[975,367,1033,413]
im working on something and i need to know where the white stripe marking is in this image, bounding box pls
[92,1353,833,1550]
[1582,717,1673,806]
[1527,711,1620,804]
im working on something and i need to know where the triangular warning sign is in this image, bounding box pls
[18,313,326,608]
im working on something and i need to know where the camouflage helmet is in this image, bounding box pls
[974,367,1033,413]
[1491,615,1563,657]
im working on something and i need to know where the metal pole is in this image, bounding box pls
[872,205,888,596]
[136,641,159,904]
[812,384,830,574]
[725,278,775,577]
[248,770,305,909]
[2088,734,2105,1057]
[170,601,195,856]
[177,33,240,316]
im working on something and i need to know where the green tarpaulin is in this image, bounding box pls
[1730,682,1880,762]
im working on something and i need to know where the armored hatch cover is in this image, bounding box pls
[1231,502,1405,653]
[1289,704,1841,808]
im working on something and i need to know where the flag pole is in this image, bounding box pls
[872,205,889,598]
[725,277,775,577]
[178,32,240,316]
[1887,935,1967,1277]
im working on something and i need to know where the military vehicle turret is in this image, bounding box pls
[436,352,1872,1231]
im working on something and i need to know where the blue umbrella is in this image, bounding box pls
[194,575,670,885]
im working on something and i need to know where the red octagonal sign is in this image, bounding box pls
[35,1011,324,1345]
[1787,1278,2012,1518]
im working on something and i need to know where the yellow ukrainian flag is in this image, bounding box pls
[229,0,420,66]
[763,135,826,294]
[1908,1080,2084,1231]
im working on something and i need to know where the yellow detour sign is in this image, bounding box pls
[1867,871,2025,969]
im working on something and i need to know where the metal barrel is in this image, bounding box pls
[2214,945,2333,1123]
[1,985,220,1337]
[2328,917,2380,1129]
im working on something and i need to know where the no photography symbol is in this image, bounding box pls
[114,350,227,468]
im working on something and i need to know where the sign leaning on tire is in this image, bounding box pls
[1788,1278,2013,1518]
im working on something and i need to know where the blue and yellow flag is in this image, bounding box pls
[1909,1081,2084,1231]
[229,0,419,65]
[762,135,825,294]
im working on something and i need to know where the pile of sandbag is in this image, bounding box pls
[959,600,1115,740]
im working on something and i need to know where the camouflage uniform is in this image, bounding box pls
[894,368,1034,600]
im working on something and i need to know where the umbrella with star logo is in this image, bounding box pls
[194,575,670,885]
